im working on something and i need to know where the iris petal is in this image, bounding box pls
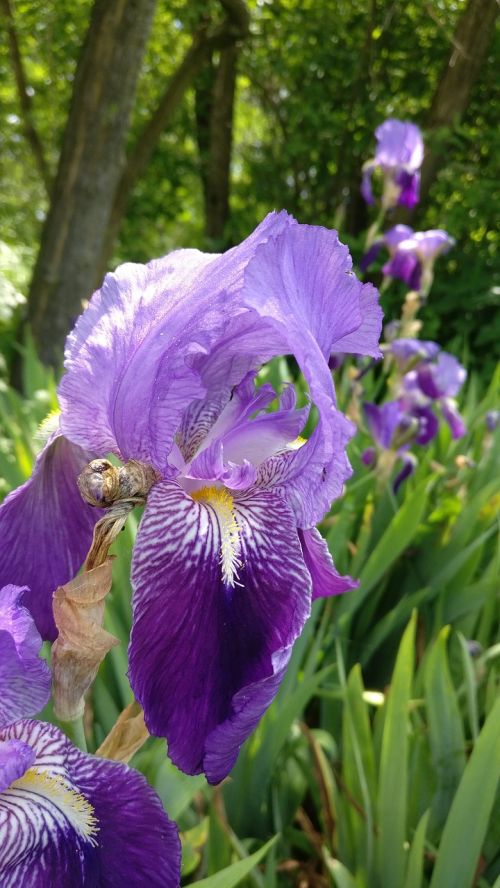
[0,720,180,888]
[129,481,311,783]
[0,434,102,641]
[60,212,293,471]
[298,529,358,600]
[0,585,51,724]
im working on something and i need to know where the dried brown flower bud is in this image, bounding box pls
[78,459,158,508]
[96,701,149,763]
[78,459,121,507]
[52,560,118,722]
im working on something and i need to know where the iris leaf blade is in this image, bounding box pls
[190,835,278,888]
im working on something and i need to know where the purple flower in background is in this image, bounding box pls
[384,230,455,293]
[360,224,413,274]
[0,212,382,783]
[361,227,455,294]
[362,401,418,491]
[412,351,466,400]
[361,120,424,209]
[403,349,467,439]
[364,398,439,450]
[0,584,181,887]
[388,337,440,366]
[486,410,499,432]
[363,338,467,489]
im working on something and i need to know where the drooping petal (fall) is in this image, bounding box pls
[0,434,102,640]
[0,585,51,724]
[298,529,358,599]
[441,399,467,439]
[129,481,311,783]
[0,719,180,888]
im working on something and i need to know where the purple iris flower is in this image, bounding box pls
[0,584,181,887]
[0,212,382,783]
[360,225,414,274]
[361,227,454,293]
[403,350,467,439]
[486,410,499,432]
[384,230,455,292]
[388,337,440,366]
[362,401,418,491]
[361,120,424,209]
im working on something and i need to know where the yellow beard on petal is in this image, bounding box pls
[9,768,99,845]
[192,486,242,587]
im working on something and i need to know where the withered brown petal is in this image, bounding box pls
[96,701,149,763]
[52,559,118,721]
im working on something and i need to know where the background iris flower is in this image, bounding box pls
[361,227,455,294]
[0,211,382,783]
[361,119,424,210]
[363,338,467,491]
[0,584,180,887]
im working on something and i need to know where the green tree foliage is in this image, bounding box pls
[0,0,498,371]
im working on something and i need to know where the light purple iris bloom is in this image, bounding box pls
[360,224,414,275]
[486,410,499,432]
[362,401,418,492]
[0,584,181,887]
[384,230,455,293]
[388,338,440,366]
[0,212,382,783]
[403,350,467,439]
[361,227,455,294]
[361,120,424,210]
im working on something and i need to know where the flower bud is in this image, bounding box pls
[78,459,120,507]
[78,459,158,508]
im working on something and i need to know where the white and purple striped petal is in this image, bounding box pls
[129,481,311,783]
[0,585,51,724]
[0,434,102,641]
[0,719,180,887]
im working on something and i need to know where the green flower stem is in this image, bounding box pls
[59,714,87,752]
[365,208,386,249]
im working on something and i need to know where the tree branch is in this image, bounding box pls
[98,0,249,274]
[0,0,51,193]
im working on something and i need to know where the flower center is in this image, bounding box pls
[8,767,99,845]
[192,486,241,587]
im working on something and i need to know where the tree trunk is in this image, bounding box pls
[205,45,238,243]
[28,0,156,368]
[98,0,249,275]
[195,55,217,233]
[420,0,498,201]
